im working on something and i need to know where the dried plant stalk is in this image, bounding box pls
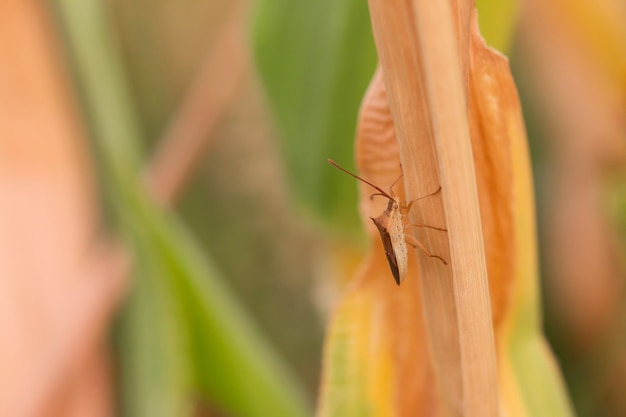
[367,0,498,416]
[318,0,575,415]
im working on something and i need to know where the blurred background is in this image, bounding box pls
[0,0,624,416]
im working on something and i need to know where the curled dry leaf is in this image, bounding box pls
[317,6,573,417]
[467,13,516,333]
[468,12,572,417]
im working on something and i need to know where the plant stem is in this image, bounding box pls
[367,0,499,415]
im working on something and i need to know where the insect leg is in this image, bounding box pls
[403,186,442,211]
[405,223,447,232]
[388,173,403,197]
[405,235,448,265]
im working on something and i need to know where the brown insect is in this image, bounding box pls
[328,159,447,285]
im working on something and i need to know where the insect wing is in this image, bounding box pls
[371,217,401,285]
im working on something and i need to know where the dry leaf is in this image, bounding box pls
[317,2,573,417]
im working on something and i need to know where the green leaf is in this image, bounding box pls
[476,0,520,53]
[252,0,377,236]
[143,202,312,416]
[54,1,312,416]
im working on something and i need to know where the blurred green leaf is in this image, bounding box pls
[117,241,191,417]
[142,202,312,416]
[55,1,311,416]
[476,0,520,53]
[253,0,377,237]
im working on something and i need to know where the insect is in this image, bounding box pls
[328,159,447,285]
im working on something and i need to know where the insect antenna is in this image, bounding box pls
[328,159,394,200]
[369,192,389,201]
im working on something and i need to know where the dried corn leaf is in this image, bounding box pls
[317,3,573,417]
